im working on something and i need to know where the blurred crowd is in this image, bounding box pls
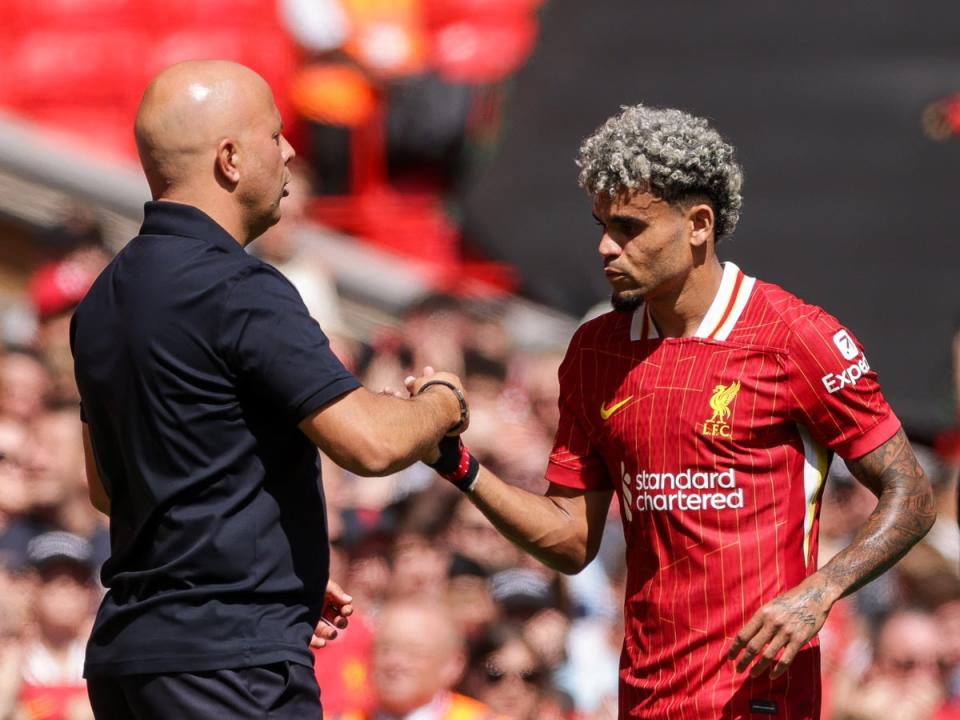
[1,181,959,720]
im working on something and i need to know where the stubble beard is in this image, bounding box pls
[611,292,644,313]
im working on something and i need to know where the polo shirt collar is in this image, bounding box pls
[140,201,244,254]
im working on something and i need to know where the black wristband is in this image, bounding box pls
[426,435,479,492]
[417,379,469,434]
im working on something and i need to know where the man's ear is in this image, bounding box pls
[688,203,715,248]
[216,138,240,185]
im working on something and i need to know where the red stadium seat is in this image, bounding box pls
[148,29,295,86]
[9,30,146,107]
[0,40,19,107]
[146,28,297,125]
[423,0,544,27]
[150,0,283,33]
[431,17,538,83]
[0,0,302,168]
[8,0,144,30]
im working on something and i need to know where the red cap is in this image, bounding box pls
[934,428,960,464]
[29,259,96,319]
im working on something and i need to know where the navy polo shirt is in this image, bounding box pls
[71,201,360,677]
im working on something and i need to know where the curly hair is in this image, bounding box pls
[577,105,744,238]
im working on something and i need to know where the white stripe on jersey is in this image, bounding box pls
[798,424,830,566]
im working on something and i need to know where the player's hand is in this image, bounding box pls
[727,577,834,679]
[404,367,469,435]
[378,386,408,399]
[422,443,441,465]
[311,579,353,649]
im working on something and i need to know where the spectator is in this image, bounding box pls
[915,443,960,568]
[29,257,100,404]
[402,294,467,378]
[445,494,521,575]
[937,595,960,703]
[340,525,394,618]
[336,600,501,719]
[388,529,451,602]
[462,623,551,720]
[489,567,571,686]
[0,588,25,720]
[0,348,51,424]
[0,554,30,686]
[511,349,563,440]
[446,555,496,642]
[24,405,109,570]
[313,606,377,718]
[830,608,960,720]
[0,417,39,564]
[19,532,97,720]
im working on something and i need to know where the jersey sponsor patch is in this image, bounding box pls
[821,355,871,394]
[619,462,744,517]
[832,329,859,360]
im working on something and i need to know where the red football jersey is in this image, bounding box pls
[547,262,900,720]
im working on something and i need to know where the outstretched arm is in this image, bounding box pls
[729,428,934,678]
[299,372,465,477]
[456,466,612,575]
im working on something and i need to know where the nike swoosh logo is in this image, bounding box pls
[600,396,634,420]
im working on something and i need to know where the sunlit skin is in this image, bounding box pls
[371,602,465,715]
[593,189,724,339]
[134,59,296,247]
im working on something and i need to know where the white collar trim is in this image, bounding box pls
[629,262,755,342]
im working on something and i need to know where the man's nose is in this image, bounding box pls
[598,232,621,257]
[281,135,296,162]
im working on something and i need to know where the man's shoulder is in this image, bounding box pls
[742,277,840,345]
[569,308,632,351]
[220,256,305,308]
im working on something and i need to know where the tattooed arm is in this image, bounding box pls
[728,428,935,679]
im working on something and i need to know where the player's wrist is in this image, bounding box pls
[417,379,469,434]
[425,435,479,492]
[802,572,844,609]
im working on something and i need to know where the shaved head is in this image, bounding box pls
[136,60,266,193]
[372,600,466,713]
[135,60,295,244]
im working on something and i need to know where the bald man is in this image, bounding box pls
[70,61,468,719]
[336,601,502,720]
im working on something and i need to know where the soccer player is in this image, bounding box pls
[415,105,935,719]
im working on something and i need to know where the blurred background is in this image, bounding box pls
[1,1,959,719]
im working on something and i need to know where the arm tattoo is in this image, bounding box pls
[820,428,935,599]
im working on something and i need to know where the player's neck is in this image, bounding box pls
[647,258,725,338]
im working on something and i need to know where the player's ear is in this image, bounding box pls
[688,202,714,248]
[216,137,240,185]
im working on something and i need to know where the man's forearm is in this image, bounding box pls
[728,428,936,679]
[817,429,935,602]
[467,467,604,574]
[300,383,462,477]
[372,389,462,474]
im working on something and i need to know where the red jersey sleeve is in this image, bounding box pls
[545,327,612,490]
[786,309,900,460]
